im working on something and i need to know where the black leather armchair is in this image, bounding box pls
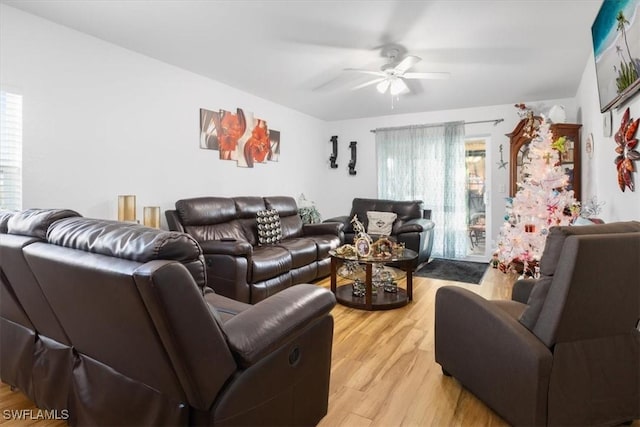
[324,197,434,266]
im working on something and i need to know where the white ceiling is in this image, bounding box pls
[2,0,603,121]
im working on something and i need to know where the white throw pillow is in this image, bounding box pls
[367,211,397,235]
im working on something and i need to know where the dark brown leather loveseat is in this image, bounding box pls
[166,196,343,304]
[324,198,435,266]
[0,208,336,426]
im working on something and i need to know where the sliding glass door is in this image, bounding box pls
[465,138,488,259]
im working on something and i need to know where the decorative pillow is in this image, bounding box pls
[366,211,397,235]
[256,209,282,245]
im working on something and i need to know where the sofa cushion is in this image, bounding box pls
[176,197,237,225]
[263,196,298,216]
[0,210,16,233]
[174,198,249,242]
[366,211,397,235]
[48,217,207,288]
[234,197,267,219]
[184,221,247,243]
[275,238,318,268]
[8,208,81,239]
[48,217,202,263]
[250,246,292,282]
[265,196,303,238]
[304,234,342,259]
[256,209,282,245]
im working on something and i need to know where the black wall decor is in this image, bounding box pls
[348,141,357,175]
[329,135,338,168]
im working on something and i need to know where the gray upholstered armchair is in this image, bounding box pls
[435,221,640,426]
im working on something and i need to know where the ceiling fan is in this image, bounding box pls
[345,47,450,95]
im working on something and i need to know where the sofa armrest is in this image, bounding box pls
[512,278,537,304]
[436,286,551,367]
[395,218,434,234]
[435,286,552,426]
[222,284,336,367]
[323,215,350,227]
[303,222,344,237]
[199,240,253,257]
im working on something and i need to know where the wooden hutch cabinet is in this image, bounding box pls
[507,117,582,201]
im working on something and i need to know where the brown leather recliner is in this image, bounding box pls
[166,196,343,304]
[435,221,640,426]
[0,208,81,411]
[0,209,336,426]
[324,197,435,266]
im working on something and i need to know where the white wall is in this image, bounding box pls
[0,5,328,225]
[3,3,635,237]
[321,98,577,255]
[575,51,640,221]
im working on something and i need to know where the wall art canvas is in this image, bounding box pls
[592,0,640,112]
[200,107,280,168]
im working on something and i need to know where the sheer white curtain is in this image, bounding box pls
[376,122,468,259]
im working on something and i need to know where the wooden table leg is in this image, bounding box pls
[365,263,372,309]
[330,257,337,294]
[407,269,413,301]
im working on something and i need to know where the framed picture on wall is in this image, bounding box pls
[591,0,640,112]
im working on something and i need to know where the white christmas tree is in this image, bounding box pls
[495,119,579,275]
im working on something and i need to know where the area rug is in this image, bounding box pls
[415,258,488,285]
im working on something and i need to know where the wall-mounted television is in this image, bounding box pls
[591,0,640,113]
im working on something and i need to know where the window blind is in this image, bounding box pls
[0,90,23,210]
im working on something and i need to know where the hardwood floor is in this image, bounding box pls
[1,267,637,426]
[316,266,514,427]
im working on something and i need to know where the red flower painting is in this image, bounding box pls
[614,107,639,192]
[199,107,280,168]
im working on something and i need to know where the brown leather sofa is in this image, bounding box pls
[0,208,82,412]
[324,198,435,266]
[166,196,343,304]
[435,221,640,426]
[0,208,336,426]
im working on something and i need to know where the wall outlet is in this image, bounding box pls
[499,184,506,193]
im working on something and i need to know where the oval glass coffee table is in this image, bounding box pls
[329,248,418,311]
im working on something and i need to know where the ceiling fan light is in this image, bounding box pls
[376,79,390,94]
[390,78,408,95]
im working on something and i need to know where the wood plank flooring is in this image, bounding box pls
[1,266,638,426]
[317,266,514,427]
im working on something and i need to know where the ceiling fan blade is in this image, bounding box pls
[403,72,451,80]
[394,55,421,74]
[343,68,387,77]
[390,78,410,95]
[351,77,387,91]
[376,79,391,94]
